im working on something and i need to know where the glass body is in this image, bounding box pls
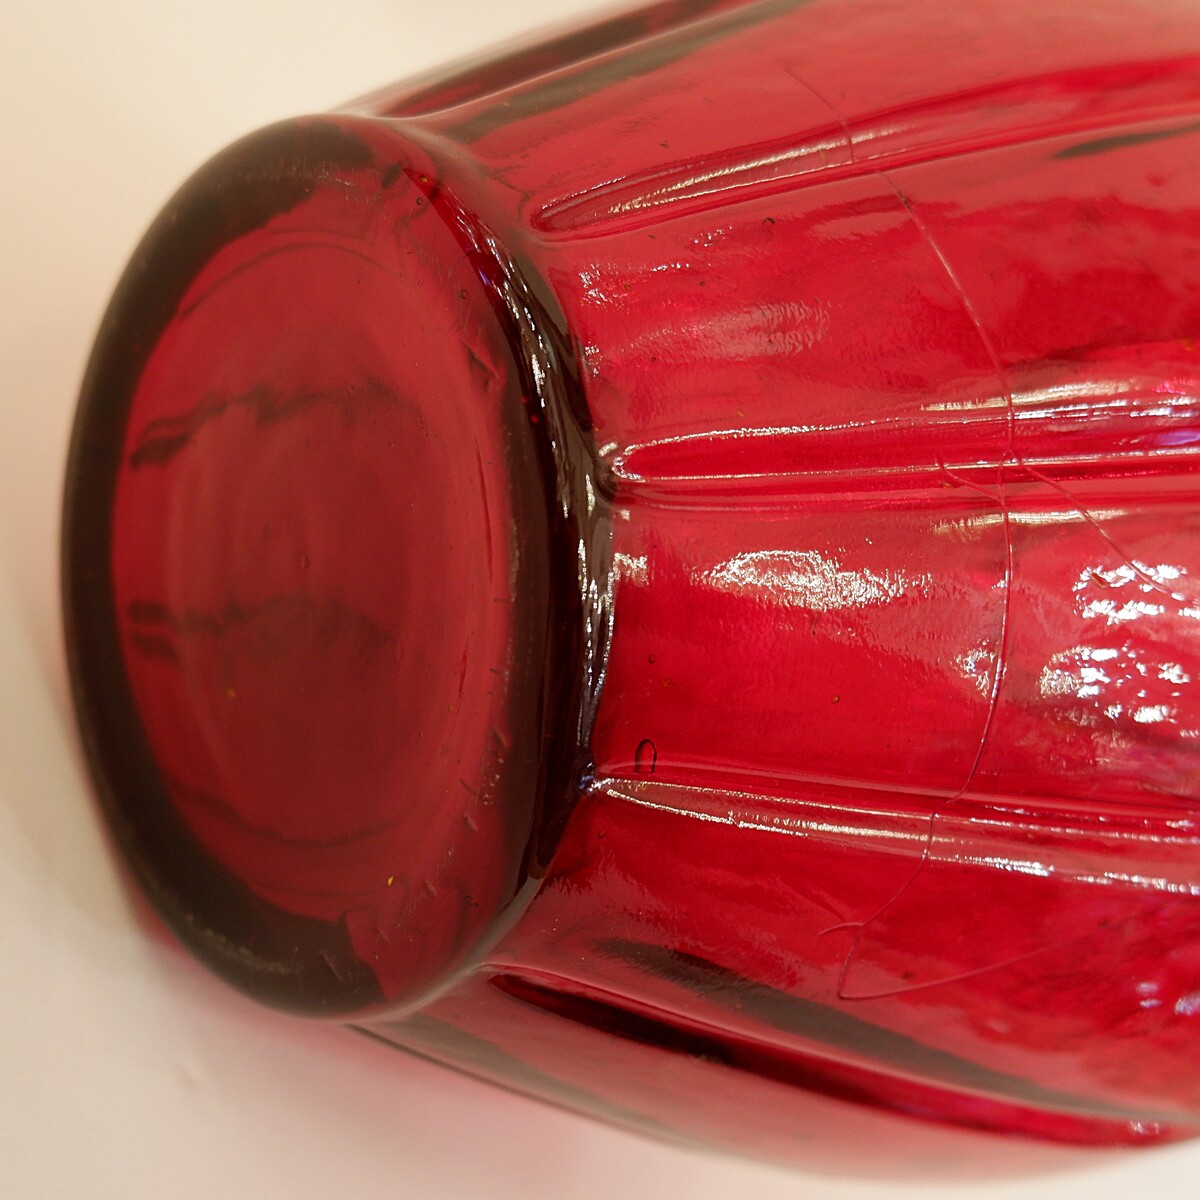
[64,0,1200,1156]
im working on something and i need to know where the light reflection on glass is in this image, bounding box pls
[703,548,931,611]
[613,551,649,585]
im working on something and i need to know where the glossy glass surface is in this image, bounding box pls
[64,0,1200,1154]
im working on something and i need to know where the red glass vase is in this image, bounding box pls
[64,0,1200,1156]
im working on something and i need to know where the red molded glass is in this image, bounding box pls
[64,0,1200,1158]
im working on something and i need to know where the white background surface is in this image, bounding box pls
[2,1,1199,1196]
